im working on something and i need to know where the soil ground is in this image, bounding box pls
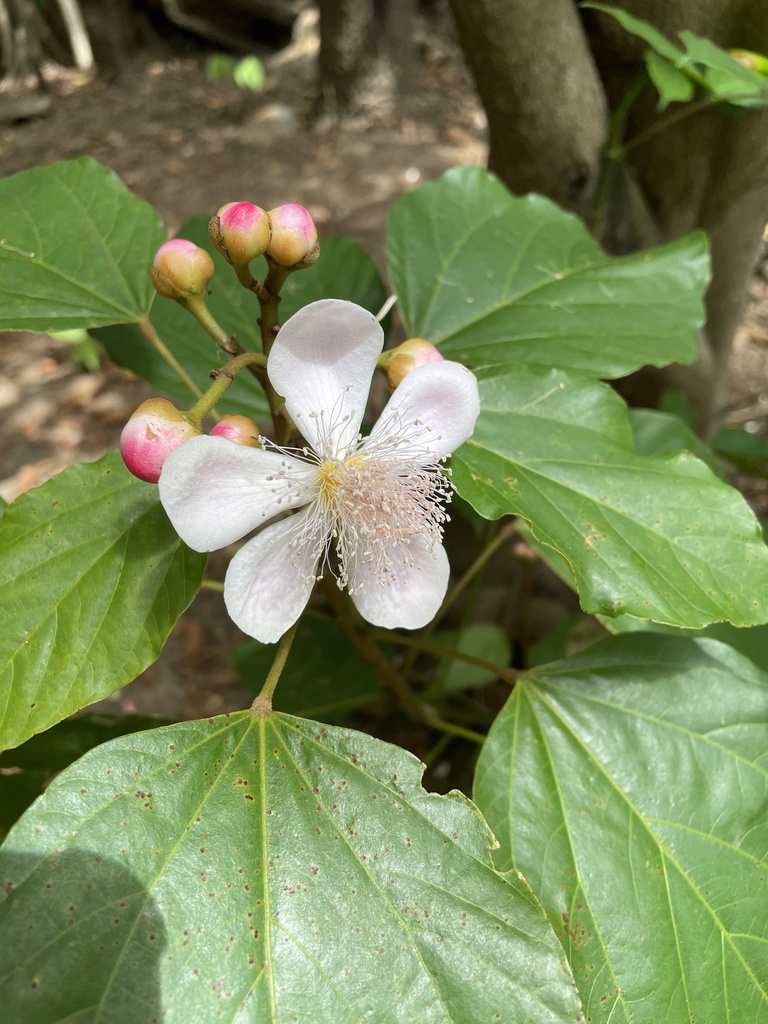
[1,19,767,739]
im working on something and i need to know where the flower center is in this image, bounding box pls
[307,444,451,592]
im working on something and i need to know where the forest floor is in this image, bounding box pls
[1,18,768,742]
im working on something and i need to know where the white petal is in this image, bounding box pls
[349,536,449,630]
[370,360,480,460]
[268,299,383,457]
[158,435,316,552]
[224,510,318,643]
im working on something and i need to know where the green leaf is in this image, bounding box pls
[452,365,768,627]
[582,3,683,62]
[473,633,768,1023]
[628,407,724,477]
[234,617,380,722]
[0,453,206,751]
[714,425,768,475]
[0,714,581,1023]
[429,623,511,693]
[95,225,386,421]
[386,166,708,377]
[644,50,695,109]
[0,157,165,331]
[679,31,768,104]
[0,713,173,839]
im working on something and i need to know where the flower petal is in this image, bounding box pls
[369,360,480,460]
[268,299,383,457]
[349,535,450,630]
[224,510,318,642]
[158,435,316,551]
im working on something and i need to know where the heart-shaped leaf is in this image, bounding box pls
[0,713,580,1023]
[474,633,768,1023]
[0,453,205,751]
[452,365,768,627]
[0,157,165,331]
[386,166,708,377]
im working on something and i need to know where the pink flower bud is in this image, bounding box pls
[384,338,444,390]
[120,398,200,483]
[209,202,272,265]
[152,239,214,301]
[265,204,319,269]
[210,414,261,447]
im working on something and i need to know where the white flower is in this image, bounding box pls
[158,298,480,643]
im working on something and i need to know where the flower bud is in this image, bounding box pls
[210,414,261,447]
[730,49,768,75]
[120,398,200,483]
[152,239,214,301]
[209,202,272,265]
[383,338,444,390]
[265,204,319,269]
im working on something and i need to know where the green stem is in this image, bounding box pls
[184,295,242,356]
[322,579,426,723]
[252,620,300,716]
[200,579,224,592]
[185,351,267,427]
[613,94,715,159]
[425,717,485,746]
[370,628,517,686]
[137,318,206,403]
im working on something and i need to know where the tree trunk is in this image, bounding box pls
[449,0,768,432]
[448,0,609,214]
[317,0,419,116]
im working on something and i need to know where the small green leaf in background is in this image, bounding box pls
[713,424,768,475]
[474,633,768,1023]
[452,364,768,627]
[583,3,768,108]
[234,617,380,722]
[0,452,206,752]
[0,714,581,1023]
[628,406,724,477]
[0,157,165,331]
[644,50,695,109]
[582,2,683,62]
[679,31,768,105]
[95,224,387,421]
[386,165,708,377]
[428,622,511,693]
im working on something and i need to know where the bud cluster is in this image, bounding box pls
[120,400,262,483]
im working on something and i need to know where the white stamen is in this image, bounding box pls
[260,414,452,593]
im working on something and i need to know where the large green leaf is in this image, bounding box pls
[473,633,768,1023]
[0,713,173,840]
[0,453,206,751]
[95,223,387,421]
[386,166,708,377]
[452,365,768,627]
[0,714,580,1023]
[0,157,165,331]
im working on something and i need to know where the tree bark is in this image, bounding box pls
[449,0,609,213]
[449,0,768,431]
[317,0,419,116]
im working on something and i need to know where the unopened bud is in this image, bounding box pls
[730,49,768,75]
[209,202,272,265]
[120,398,200,483]
[152,239,214,301]
[265,204,319,269]
[383,338,444,390]
[210,414,261,447]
